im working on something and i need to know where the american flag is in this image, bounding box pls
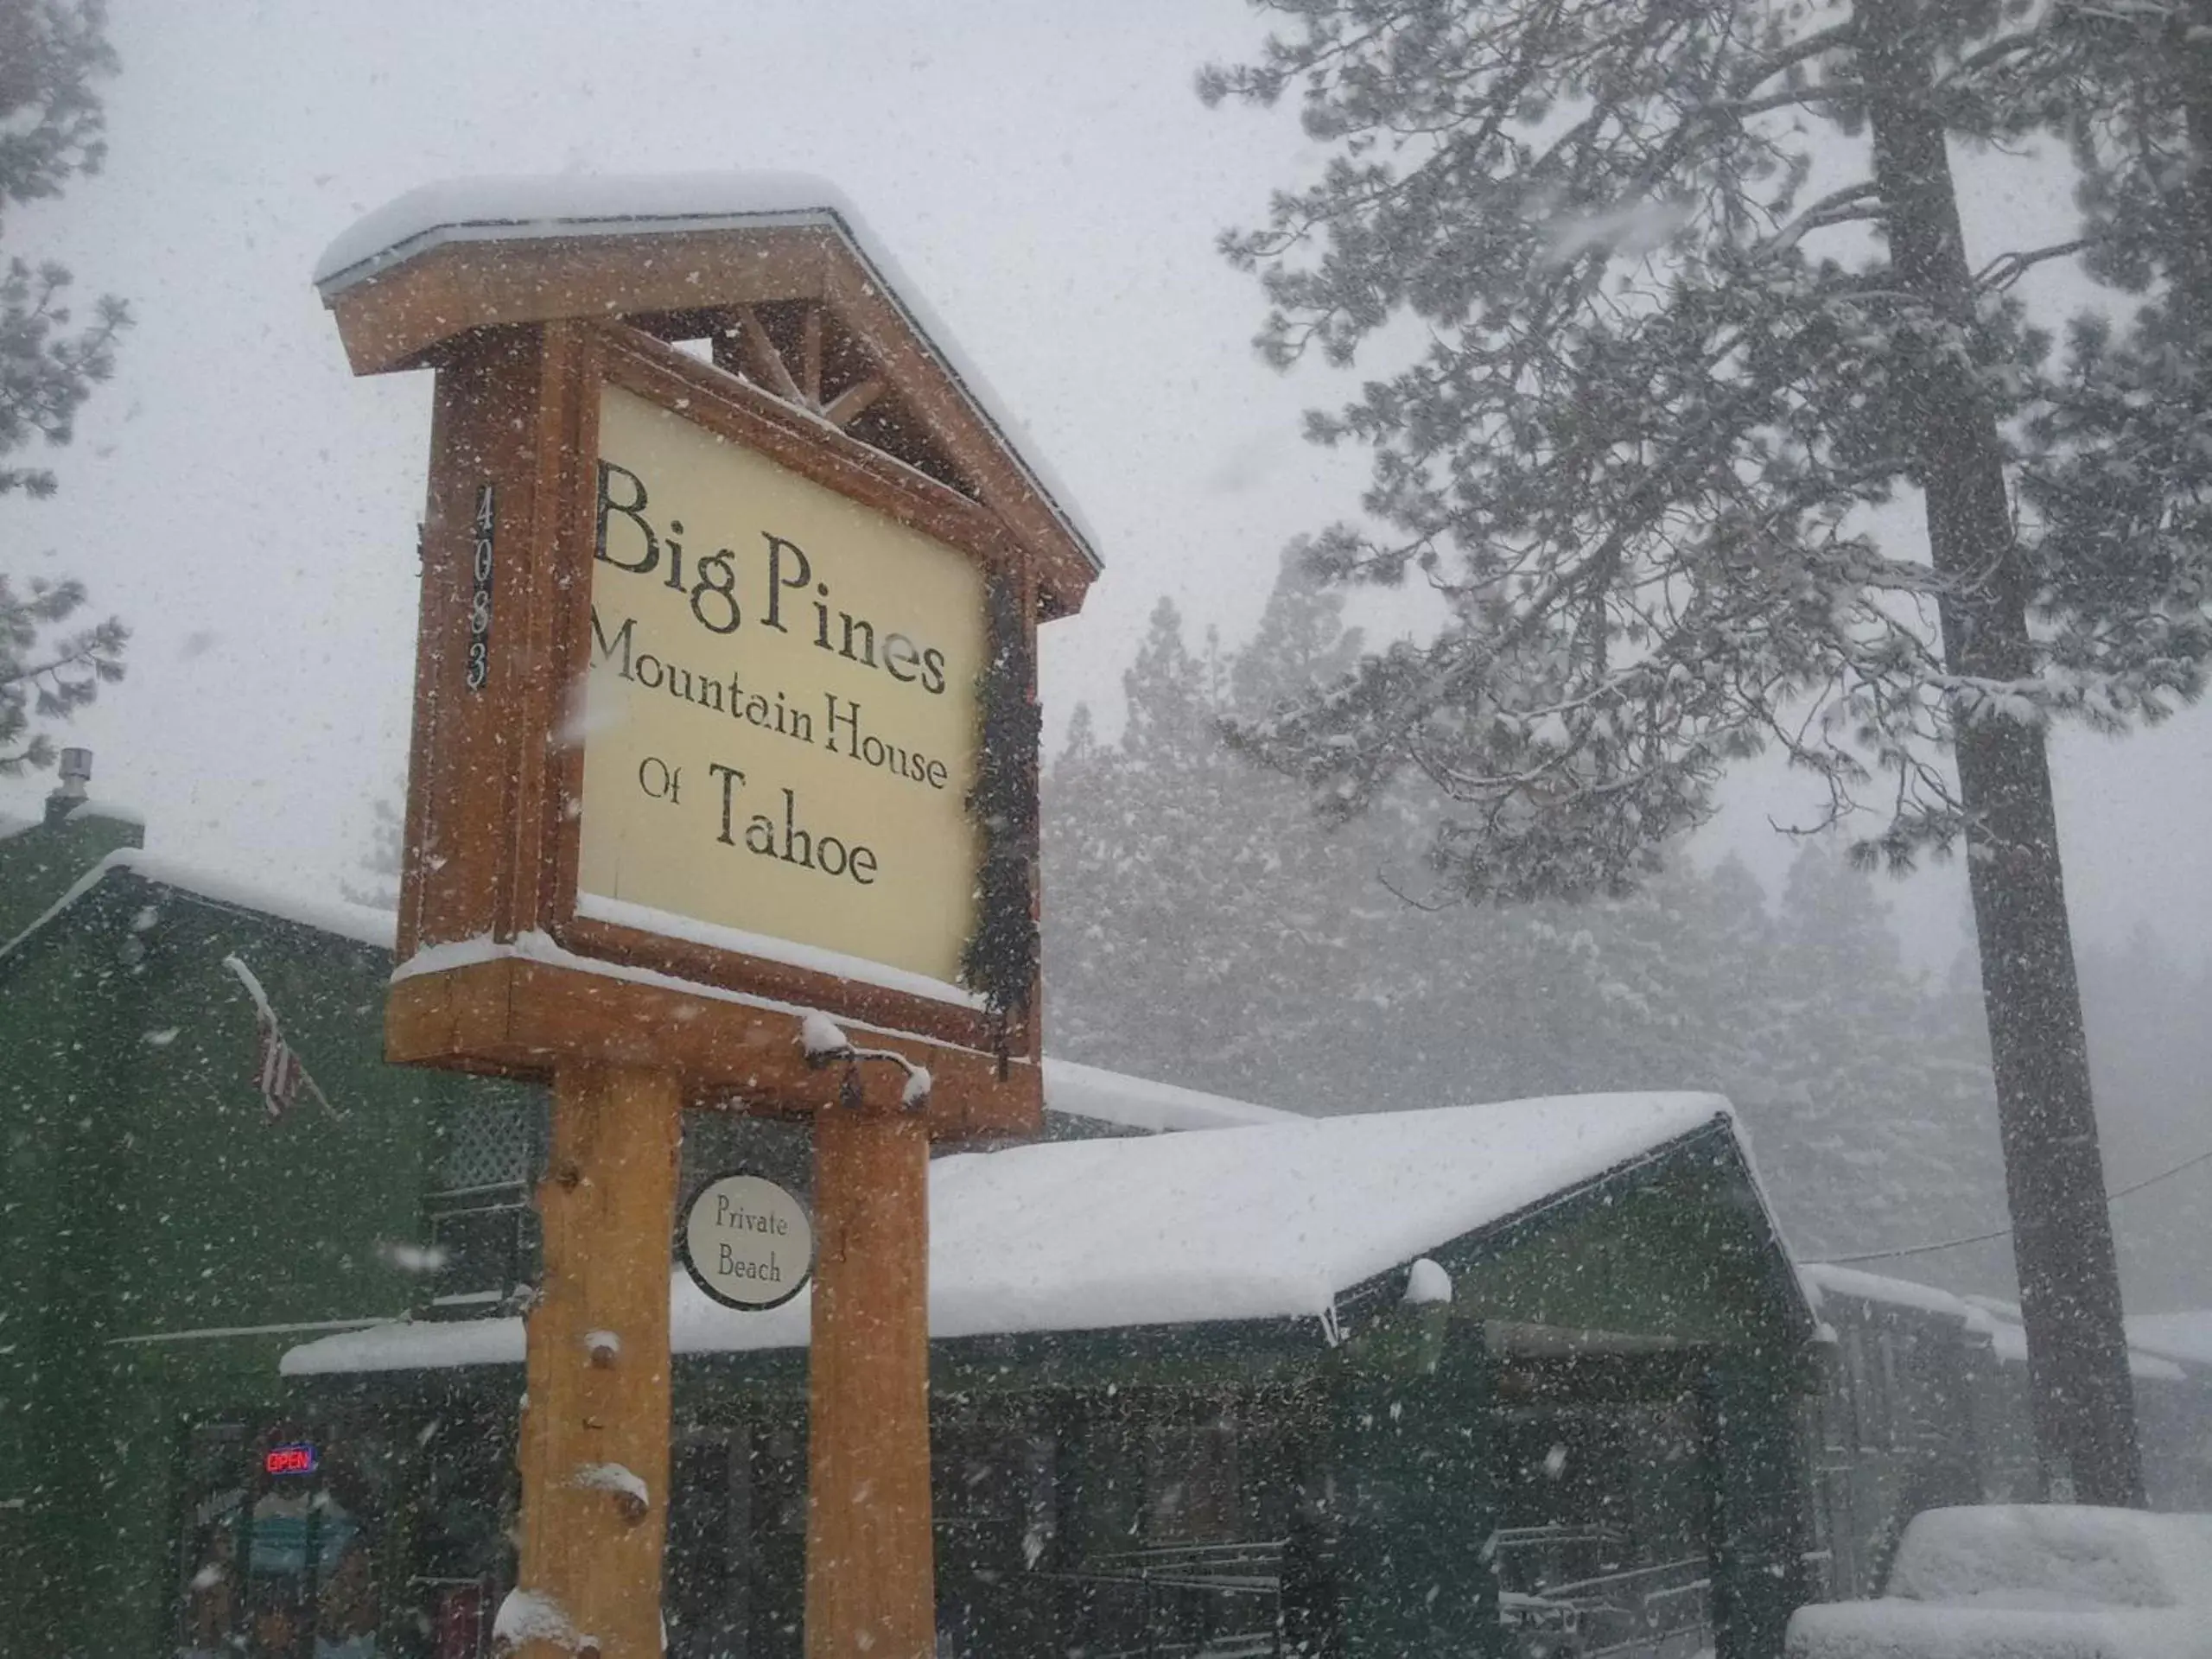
[224,954,340,1122]
[254,1021,333,1120]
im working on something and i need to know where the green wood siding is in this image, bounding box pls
[0,861,535,1659]
[1325,1310,1502,1658]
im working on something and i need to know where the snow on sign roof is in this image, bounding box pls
[311,172,863,288]
[283,1091,1738,1376]
[312,171,1100,576]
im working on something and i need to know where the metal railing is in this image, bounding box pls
[1495,1528,1712,1659]
[1051,1539,1286,1659]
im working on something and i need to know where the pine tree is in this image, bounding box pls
[1230,543,1365,720]
[1951,3,2212,747]
[340,797,405,910]
[2075,927,2212,1310]
[1044,586,1429,1106]
[1751,845,2005,1260]
[0,0,129,777]
[1044,581,2014,1279]
[1044,599,1232,1084]
[1205,0,2146,1500]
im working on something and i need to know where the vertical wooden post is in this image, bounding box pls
[806,1096,935,1659]
[513,1060,683,1657]
[1700,1357,1813,1659]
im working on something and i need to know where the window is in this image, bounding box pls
[438,1098,543,1194]
[417,1096,547,1316]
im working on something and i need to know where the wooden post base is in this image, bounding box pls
[805,1098,935,1659]
[512,1060,682,1658]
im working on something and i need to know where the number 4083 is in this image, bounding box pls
[466,482,495,691]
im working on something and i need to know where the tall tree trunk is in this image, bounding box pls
[1858,0,2145,1507]
[2178,1,2212,330]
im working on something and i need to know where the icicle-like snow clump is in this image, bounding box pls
[570,1461,650,1508]
[492,1588,580,1651]
[1402,1256,1452,1306]
[800,1012,849,1060]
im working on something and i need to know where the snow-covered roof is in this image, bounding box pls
[1803,1268,2188,1380]
[284,1090,1745,1376]
[1983,1315,2186,1384]
[2126,1310,2212,1370]
[317,172,855,290]
[0,798,141,843]
[1801,1262,1983,1325]
[0,847,396,964]
[314,172,1100,576]
[1039,1058,1298,1134]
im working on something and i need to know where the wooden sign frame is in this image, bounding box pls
[324,181,1097,1659]
[385,314,1048,1135]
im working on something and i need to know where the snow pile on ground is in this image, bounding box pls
[1889,1507,2190,1610]
[1786,1506,2212,1659]
[1789,1600,2178,1658]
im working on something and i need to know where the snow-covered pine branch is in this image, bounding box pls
[1210,0,2172,1502]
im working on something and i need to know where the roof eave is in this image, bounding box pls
[317,204,1102,604]
[1329,1114,1818,1350]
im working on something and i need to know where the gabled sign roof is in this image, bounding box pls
[315,172,1101,615]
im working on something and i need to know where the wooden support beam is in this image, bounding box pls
[1325,1315,1503,1656]
[728,305,805,405]
[384,956,1042,1139]
[806,1098,935,1659]
[821,377,887,429]
[512,1060,683,1659]
[800,303,825,408]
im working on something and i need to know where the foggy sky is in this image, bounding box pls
[6,0,2210,990]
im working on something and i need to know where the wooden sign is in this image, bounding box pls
[318,175,1098,1659]
[318,179,1096,1138]
[576,378,988,1000]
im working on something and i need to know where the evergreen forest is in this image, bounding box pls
[1043,556,2212,1310]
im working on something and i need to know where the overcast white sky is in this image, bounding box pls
[6,0,2210,978]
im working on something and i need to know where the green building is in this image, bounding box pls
[0,772,544,1659]
[2,775,1819,1659]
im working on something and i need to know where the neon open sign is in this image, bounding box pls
[264,1442,318,1476]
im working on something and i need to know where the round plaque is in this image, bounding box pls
[680,1173,814,1310]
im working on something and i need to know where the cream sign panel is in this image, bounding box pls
[576,385,987,991]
